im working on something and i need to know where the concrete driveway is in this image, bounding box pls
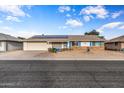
[0,50,53,60]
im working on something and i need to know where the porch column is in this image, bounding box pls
[90,42,92,47]
[62,43,64,48]
[78,41,81,47]
[67,41,71,48]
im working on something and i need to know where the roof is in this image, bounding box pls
[68,35,105,41]
[24,35,106,42]
[105,35,124,43]
[0,33,22,42]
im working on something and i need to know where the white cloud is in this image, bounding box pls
[25,5,33,10]
[83,16,90,22]
[0,26,40,38]
[101,22,123,29]
[0,5,27,17]
[111,11,123,19]
[83,15,94,22]
[58,26,68,30]
[6,16,21,22]
[0,20,3,23]
[97,22,124,33]
[15,31,40,38]
[58,6,71,13]
[65,19,83,28]
[2,26,13,31]
[80,5,109,19]
[119,25,124,29]
[66,14,71,17]
[0,5,32,23]
[80,6,124,22]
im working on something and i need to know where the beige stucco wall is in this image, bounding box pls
[23,41,52,51]
[105,42,122,50]
[121,43,124,49]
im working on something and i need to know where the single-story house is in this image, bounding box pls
[105,35,124,51]
[0,33,23,52]
[23,35,105,51]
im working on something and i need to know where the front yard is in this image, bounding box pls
[0,47,124,60]
[51,47,124,60]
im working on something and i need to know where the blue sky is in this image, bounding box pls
[0,5,124,39]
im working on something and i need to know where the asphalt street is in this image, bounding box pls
[0,60,124,88]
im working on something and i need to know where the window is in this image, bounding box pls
[115,42,118,46]
[92,42,95,46]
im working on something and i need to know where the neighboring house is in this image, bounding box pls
[0,33,23,52]
[105,35,124,51]
[23,35,105,51]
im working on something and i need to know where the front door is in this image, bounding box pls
[72,41,78,46]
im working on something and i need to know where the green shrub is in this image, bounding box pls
[48,48,57,53]
[121,48,124,52]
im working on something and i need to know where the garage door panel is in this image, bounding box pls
[24,42,51,51]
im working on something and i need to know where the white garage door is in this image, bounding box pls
[24,42,52,51]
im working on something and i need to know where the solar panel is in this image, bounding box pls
[31,35,68,39]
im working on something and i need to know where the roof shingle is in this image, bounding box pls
[24,35,106,42]
[106,35,124,43]
[0,33,22,42]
